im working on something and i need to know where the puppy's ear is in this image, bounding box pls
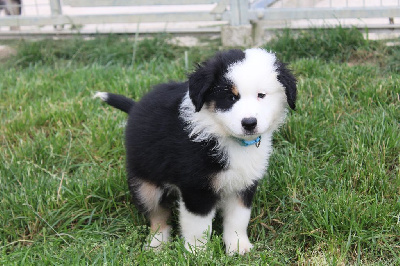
[188,49,246,112]
[188,64,214,112]
[275,61,297,110]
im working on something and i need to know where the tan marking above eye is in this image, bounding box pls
[231,85,239,96]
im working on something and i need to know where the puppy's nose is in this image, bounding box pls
[241,117,257,131]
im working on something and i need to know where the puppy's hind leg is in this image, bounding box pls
[130,179,172,250]
[147,204,172,249]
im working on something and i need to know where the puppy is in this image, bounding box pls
[95,48,296,255]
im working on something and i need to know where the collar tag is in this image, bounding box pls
[236,136,262,148]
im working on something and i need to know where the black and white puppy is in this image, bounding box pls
[94,48,296,255]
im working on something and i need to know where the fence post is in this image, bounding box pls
[50,0,62,15]
[49,0,63,29]
[230,0,250,25]
[222,0,253,46]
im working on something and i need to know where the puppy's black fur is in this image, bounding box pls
[189,49,245,112]
[125,82,227,215]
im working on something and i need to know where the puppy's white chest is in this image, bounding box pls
[212,137,272,193]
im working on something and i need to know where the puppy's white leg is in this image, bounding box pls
[179,201,215,253]
[222,195,253,255]
[146,206,172,250]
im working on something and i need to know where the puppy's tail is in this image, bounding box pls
[94,92,135,113]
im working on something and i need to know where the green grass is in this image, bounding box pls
[266,27,369,62]
[1,29,399,264]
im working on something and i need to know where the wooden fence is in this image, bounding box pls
[0,0,399,44]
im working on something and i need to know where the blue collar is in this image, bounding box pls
[234,136,262,148]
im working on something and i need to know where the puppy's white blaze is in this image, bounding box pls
[226,48,280,95]
[179,201,215,252]
[222,195,253,255]
[93,91,109,101]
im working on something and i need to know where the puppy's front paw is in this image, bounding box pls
[184,237,208,253]
[224,236,253,255]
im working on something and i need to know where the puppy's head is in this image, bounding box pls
[188,48,296,139]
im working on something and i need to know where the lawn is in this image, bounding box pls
[1,28,399,264]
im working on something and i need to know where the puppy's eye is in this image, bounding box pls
[258,93,266,99]
[230,95,239,101]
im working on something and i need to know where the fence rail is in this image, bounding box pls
[63,0,219,7]
[250,7,400,20]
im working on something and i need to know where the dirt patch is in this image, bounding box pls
[0,45,17,60]
[346,49,384,67]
